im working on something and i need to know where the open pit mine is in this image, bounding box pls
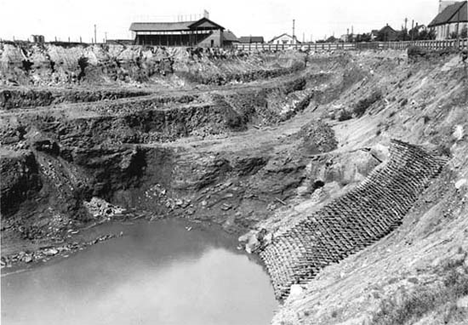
[1,42,468,325]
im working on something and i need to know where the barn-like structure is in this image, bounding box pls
[428,1,467,40]
[129,18,225,46]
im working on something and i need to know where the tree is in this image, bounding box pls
[450,31,459,39]
[415,29,435,41]
[461,27,467,39]
[356,33,371,42]
[397,30,409,41]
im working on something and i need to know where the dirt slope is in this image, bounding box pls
[261,51,468,324]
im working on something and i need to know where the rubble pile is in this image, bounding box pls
[83,197,126,218]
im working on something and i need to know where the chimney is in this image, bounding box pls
[439,1,458,13]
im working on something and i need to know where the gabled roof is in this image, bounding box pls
[379,25,398,33]
[238,36,264,43]
[269,33,295,43]
[130,18,224,32]
[428,1,467,27]
[223,30,238,42]
[188,18,224,30]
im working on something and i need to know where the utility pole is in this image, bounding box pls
[456,8,461,49]
[292,19,296,43]
[404,18,408,41]
[94,24,97,44]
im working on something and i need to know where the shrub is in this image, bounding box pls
[21,60,33,73]
[77,56,89,80]
[353,90,382,117]
[337,109,352,121]
[408,46,428,61]
[372,257,468,325]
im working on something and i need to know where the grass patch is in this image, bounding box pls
[337,109,353,121]
[372,255,468,325]
[353,90,382,117]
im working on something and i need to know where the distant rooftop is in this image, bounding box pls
[130,18,224,32]
[238,36,264,43]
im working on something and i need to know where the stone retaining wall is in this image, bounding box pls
[259,140,447,299]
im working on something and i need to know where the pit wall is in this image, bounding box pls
[259,139,447,300]
[0,42,306,87]
[0,88,150,110]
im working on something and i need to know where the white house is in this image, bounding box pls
[268,33,300,45]
[428,1,468,39]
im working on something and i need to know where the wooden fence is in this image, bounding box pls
[234,38,468,52]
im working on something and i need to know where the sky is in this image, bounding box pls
[0,0,439,43]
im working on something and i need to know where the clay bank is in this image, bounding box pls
[1,42,468,324]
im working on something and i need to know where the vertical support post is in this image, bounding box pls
[292,19,295,42]
[456,8,461,49]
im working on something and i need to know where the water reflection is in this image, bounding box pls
[1,219,277,325]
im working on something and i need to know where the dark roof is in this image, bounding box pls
[428,1,467,27]
[223,30,238,42]
[379,25,398,33]
[130,21,194,32]
[238,36,264,43]
[189,18,224,30]
[130,18,224,32]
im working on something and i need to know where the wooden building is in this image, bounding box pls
[376,24,399,42]
[222,30,239,47]
[130,17,225,47]
[428,1,467,39]
[238,36,265,44]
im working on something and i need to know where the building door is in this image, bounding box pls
[211,39,214,47]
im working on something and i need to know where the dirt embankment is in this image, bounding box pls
[264,52,468,324]
[0,42,305,87]
[1,43,468,324]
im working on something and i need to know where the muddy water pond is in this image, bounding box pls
[1,219,277,325]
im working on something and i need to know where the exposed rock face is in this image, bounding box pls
[0,150,42,216]
[0,42,305,87]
